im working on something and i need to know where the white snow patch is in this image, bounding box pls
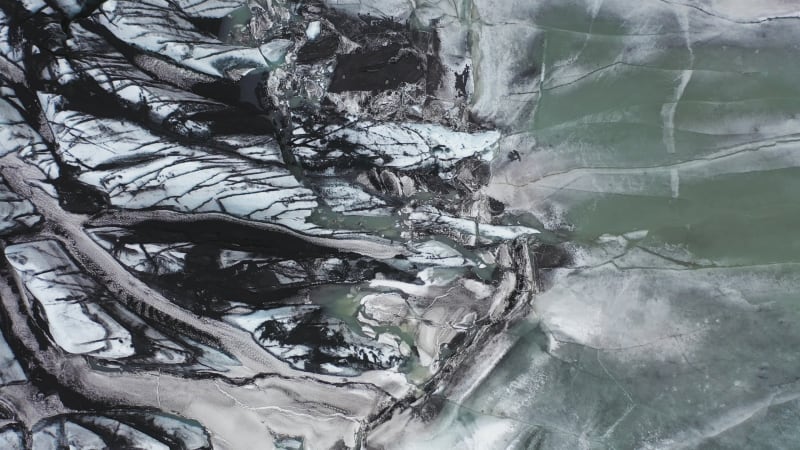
[306,21,321,41]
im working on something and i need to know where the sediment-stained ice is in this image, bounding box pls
[86,221,529,379]
[5,240,136,359]
[3,239,241,373]
[0,178,40,235]
[93,0,276,79]
[31,411,212,450]
[176,0,243,18]
[0,88,47,159]
[35,93,319,230]
[294,120,501,172]
[0,332,25,385]
[0,0,555,448]
[0,426,24,450]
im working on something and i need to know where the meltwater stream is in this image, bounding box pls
[397,1,800,449]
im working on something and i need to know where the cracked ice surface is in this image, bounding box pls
[94,0,274,79]
[377,0,800,449]
[19,0,800,447]
[1,0,544,444]
[3,237,240,373]
[295,120,501,172]
[5,240,136,359]
[86,221,527,378]
[37,93,320,230]
[31,411,212,449]
[0,178,40,235]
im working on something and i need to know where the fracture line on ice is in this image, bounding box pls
[661,7,694,155]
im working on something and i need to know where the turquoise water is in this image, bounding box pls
[408,1,800,448]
